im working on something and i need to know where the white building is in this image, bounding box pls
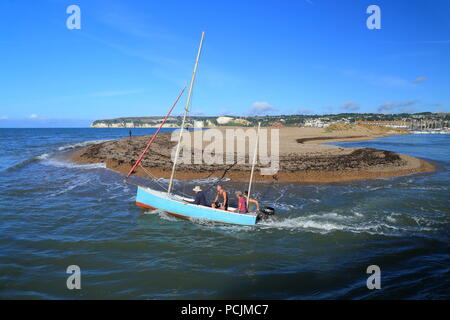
[194,120,204,128]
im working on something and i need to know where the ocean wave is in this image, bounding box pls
[5,153,51,172]
[57,139,109,151]
[41,158,106,170]
[4,139,107,172]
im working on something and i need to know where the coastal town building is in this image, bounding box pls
[355,121,409,128]
[194,120,204,128]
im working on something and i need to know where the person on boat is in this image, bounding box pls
[212,185,228,211]
[235,191,248,214]
[185,186,209,207]
[243,191,259,212]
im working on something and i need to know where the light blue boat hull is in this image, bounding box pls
[136,186,257,226]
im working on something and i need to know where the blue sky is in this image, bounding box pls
[0,0,449,127]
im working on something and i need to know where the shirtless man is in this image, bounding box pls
[244,191,259,212]
[211,185,228,211]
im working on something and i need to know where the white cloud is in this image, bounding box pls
[245,102,277,116]
[29,114,38,119]
[412,77,428,83]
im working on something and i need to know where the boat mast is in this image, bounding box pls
[167,31,205,194]
[125,86,186,179]
[247,122,261,208]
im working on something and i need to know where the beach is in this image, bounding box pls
[70,125,435,183]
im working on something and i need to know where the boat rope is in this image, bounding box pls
[138,164,168,191]
[138,163,192,198]
[126,86,186,178]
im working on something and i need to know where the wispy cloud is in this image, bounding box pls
[89,89,144,97]
[387,40,450,45]
[190,110,205,116]
[377,100,420,113]
[245,102,278,116]
[397,100,420,107]
[340,102,361,111]
[377,102,396,113]
[29,114,38,119]
[341,69,414,88]
[218,110,236,116]
[81,33,178,66]
[412,77,428,83]
[297,109,312,114]
[96,3,175,42]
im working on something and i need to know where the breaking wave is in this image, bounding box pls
[5,153,51,172]
[4,139,107,172]
[41,158,106,170]
[57,139,109,151]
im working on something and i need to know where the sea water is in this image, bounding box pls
[0,129,448,299]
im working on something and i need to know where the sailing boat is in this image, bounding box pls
[126,32,268,226]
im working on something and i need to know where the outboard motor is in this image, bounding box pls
[257,206,275,222]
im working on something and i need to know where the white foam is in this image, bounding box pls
[386,215,397,223]
[42,158,106,170]
[158,211,179,222]
[37,153,50,160]
[256,211,437,236]
[259,216,348,232]
[57,139,109,151]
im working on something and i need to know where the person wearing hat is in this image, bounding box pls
[184,185,209,207]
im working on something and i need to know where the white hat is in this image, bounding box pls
[193,186,202,192]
